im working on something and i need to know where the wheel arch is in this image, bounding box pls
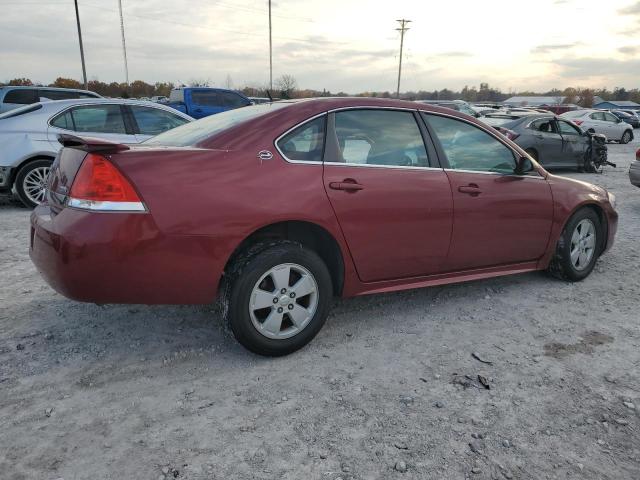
[222,220,346,296]
[11,154,56,187]
[563,202,609,254]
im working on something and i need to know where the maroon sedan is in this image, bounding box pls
[30,98,618,356]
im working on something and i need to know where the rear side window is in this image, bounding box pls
[423,113,516,174]
[276,116,325,162]
[590,112,605,121]
[330,109,428,167]
[39,89,79,101]
[4,89,39,104]
[130,106,189,135]
[530,118,557,133]
[191,90,220,106]
[51,105,126,134]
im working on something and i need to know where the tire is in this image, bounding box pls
[620,130,632,144]
[14,158,53,208]
[547,208,603,282]
[222,241,333,356]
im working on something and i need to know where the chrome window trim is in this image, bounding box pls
[67,198,147,212]
[274,112,328,165]
[443,168,546,179]
[328,105,419,113]
[325,162,443,171]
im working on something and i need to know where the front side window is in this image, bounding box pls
[557,120,581,135]
[331,110,428,167]
[603,112,619,123]
[130,106,189,135]
[221,92,249,108]
[52,105,127,134]
[276,116,325,162]
[423,113,516,174]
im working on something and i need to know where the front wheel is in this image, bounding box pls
[547,208,603,281]
[620,130,632,144]
[223,241,333,356]
[15,159,52,208]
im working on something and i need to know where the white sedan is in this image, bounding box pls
[0,98,193,207]
[560,109,634,144]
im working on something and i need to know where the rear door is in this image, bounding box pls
[556,119,587,168]
[422,112,553,271]
[322,108,453,282]
[47,103,136,145]
[187,89,223,118]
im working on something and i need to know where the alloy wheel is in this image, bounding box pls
[22,166,49,205]
[570,219,596,271]
[249,262,319,340]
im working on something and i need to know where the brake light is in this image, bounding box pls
[573,120,584,126]
[68,153,145,211]
[636,148,640,161]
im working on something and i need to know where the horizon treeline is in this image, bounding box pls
[3,77,639,107]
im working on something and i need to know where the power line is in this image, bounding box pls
[396,19,410,98]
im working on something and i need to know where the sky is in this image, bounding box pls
[1,0,640,93]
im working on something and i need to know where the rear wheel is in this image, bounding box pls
[620,130,632,144]
[547,208,603,281]
[222,241,333,356]
[15,159,52,208]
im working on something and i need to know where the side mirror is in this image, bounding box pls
[515,156,535,175]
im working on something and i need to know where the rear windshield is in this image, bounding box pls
[0,103,43,119]
[145,102,290,146]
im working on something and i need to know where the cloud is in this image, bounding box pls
[531,43,581,54]
[618,1,640,15]
[433,51,472,58]
[618,45,640,55]
[551,56,640,78]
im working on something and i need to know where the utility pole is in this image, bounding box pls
[269,0,273,93]
[395,19,411,99]
[73,0,88,90]
[118,0,129,89]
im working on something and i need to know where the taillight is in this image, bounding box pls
[636,148,640,161]
[573,120,584,126]
[68,153,145,211]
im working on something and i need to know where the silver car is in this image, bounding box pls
[560,109,633,143]
[0,98,193,207]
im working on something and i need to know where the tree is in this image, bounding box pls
[275,74,297,99]
[189,78,211,87]
[578,88,595,108]
[50,77,82,89]
[8,78,33,86]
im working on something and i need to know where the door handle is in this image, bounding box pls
[329,180,364,191]
[458,184,481,196]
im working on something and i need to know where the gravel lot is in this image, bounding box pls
[1,140,639,480]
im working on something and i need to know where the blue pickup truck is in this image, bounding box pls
[166,87,252,119]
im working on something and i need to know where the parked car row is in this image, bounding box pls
[560,109,634,144]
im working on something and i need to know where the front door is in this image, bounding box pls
[323,109,454,282]
[422,112,553,271]
[556,118,587,168]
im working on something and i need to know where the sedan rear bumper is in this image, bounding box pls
[30,205,224,304]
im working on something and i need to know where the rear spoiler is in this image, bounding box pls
[58,134,130,153]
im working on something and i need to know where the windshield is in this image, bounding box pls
[145,102,291,147]
[0,103,43,119]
